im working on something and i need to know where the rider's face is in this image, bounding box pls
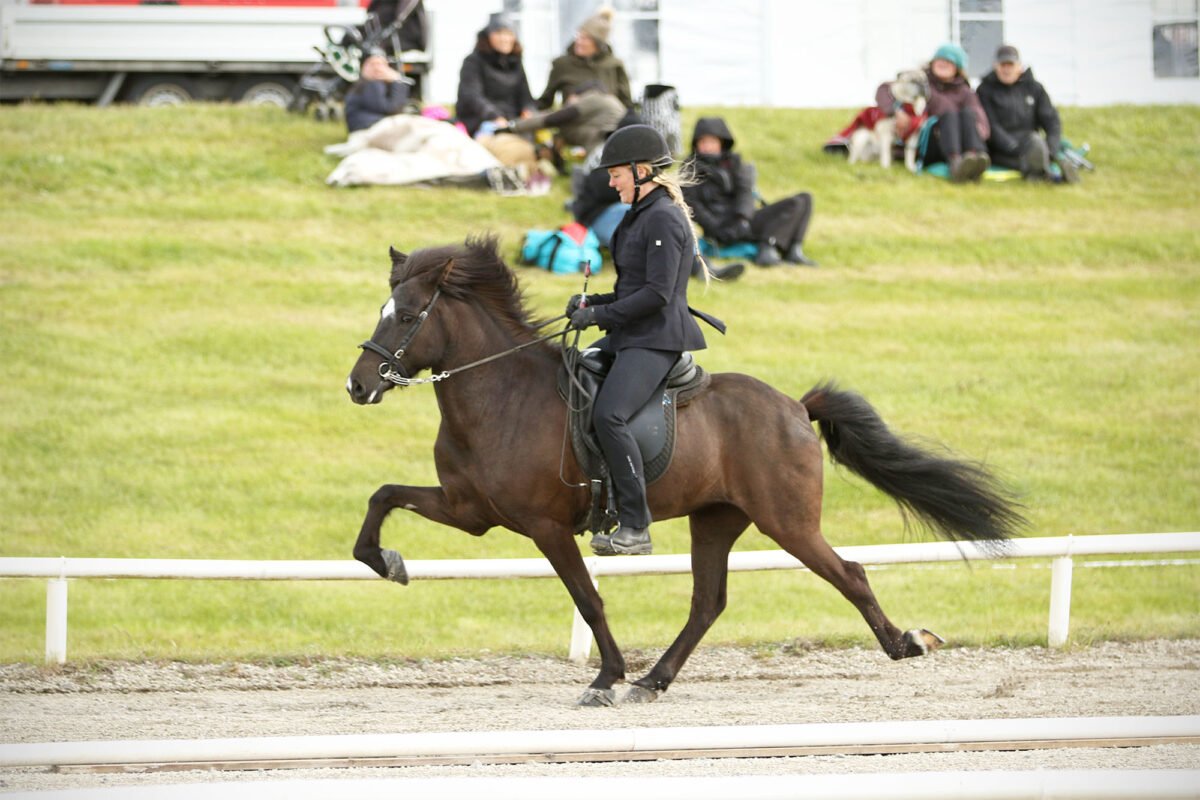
[607,165,639,204]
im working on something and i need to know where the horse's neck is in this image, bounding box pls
[432,308,558,432]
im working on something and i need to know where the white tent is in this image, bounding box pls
[423,0,1200,108]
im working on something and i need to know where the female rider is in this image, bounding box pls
[566,124,717,556]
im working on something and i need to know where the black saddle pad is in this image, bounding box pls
[556,347,709,487]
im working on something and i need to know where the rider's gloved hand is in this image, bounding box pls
[569,305,597,330]
[565,294,585,316]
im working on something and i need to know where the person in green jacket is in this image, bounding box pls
[535,7,633,111]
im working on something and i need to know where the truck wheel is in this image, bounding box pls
[233,77,297,109]
[125,76,197,107]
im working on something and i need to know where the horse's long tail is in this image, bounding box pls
[801,382,1026,549]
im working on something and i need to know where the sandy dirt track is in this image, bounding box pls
[1,639,1198,792]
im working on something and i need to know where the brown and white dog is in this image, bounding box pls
[848,69,929,171]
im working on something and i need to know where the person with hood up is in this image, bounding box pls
[536,6,633,111]
[902,43,991,182]
[681,117,817,267]
[975,44,1077,183]
[455,12,537,139]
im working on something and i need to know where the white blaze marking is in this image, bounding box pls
[381,297,396,320]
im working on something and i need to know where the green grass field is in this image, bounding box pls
[1,103,1197,663]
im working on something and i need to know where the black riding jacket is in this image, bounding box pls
[587,188,707,353]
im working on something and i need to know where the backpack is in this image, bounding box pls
[521,222,603,274]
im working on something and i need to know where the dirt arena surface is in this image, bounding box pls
[2,639,1198,792]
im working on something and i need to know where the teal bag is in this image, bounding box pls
[521,223,603,274]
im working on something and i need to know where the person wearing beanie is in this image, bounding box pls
[455,12,537,138]
[922,42,992,182]
[682,116,817,268]
[976,44,1077,182]
[535,6,633,110]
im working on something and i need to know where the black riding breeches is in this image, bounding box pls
[592,345,679,528]
[926,108,985,164]
[751,193,813,249]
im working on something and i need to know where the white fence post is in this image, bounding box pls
[1048,554,1074,647]
[567,558,598,663]
[45,574,68,665]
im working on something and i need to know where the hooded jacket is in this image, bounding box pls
[975,67,1062,157]
[455,29,536,137]
[535,43,633,111]
[680,117,758,243]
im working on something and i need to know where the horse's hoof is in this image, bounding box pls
[904,628,945,656]
[622,685,659,704]
[381,549,409,585]
[576,688,616,707]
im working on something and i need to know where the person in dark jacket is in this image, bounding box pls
[343,51,411,133]
[976,44,1077,183]
[455,13,536,139]
[915,43,991,182]
[681,117,817,267]
[536,7,633,110]
[565,125,720,556]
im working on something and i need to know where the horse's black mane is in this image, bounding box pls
[392,234,543,335]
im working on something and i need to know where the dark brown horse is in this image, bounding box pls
[346,236,1025,706]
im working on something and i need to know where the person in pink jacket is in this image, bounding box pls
[921,43,991,182]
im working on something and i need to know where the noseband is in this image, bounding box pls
[358,287,446,386]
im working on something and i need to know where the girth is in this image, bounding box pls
[557,346,710,534]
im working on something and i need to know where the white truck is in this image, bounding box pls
[0,0,411,107]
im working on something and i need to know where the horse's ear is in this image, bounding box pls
[389,246,408,265]
[440,257,455,282]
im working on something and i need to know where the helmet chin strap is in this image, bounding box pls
[629,162,661,206]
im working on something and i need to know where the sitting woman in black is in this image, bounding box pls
[455,13,536,138]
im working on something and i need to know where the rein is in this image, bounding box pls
[359,290,570,386]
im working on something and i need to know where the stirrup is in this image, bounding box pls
[589,531,616,556]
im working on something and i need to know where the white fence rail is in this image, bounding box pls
[2,532,1197,665]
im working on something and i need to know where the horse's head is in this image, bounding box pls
[346,245,455,404]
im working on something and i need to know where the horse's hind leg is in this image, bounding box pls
[753,455,942,660]
[626,504,749,703]
[769,521,943,659]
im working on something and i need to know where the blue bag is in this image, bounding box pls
[521,223,603,274]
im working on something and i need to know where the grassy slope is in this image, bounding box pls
[0,103,1196,662]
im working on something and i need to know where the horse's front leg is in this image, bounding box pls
[532,533,626,707]
[625,504,747,703]
[354,484,486,584]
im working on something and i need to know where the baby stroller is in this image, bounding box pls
[288,0,430,122]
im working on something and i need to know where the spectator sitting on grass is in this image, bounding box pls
[344,50,411,133]
[976,44,1078,183]
[681,116,817,268]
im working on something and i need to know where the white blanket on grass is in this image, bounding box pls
[325,115,501,187]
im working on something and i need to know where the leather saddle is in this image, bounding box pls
[556,346,710,534]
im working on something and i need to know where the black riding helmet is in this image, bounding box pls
[597,124,672,205]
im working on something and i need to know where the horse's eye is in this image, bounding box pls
[400,314,415,324]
